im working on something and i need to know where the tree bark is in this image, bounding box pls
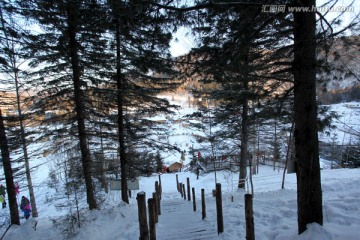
[282,121,294,189]
[67,2,97,210]
[293,0,323,234]
[0,110,20,225]
[273,119,278,171]
[239,86,248,189]
[115,16,129,204]
[237,21,254,189]
[239,56,249,189]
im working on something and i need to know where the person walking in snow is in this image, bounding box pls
[0,195,6,208]
[20,196,31,219]
[23,203,31,219]
[20,196,30,210]
[0,185,6,208]
[0,184,6,196]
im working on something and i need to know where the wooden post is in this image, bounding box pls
[157,195,161,216]
[183,183,186,200]
[152,192,158,223]
[148,198,156,240]
[155,181,161,215]
[187,177,191,201]
[180,183,183,198]
[158,175,162,200]
[136,192,149,240]
[155,181,159,196]
[216,183,224,234]
[201,189,206,220]
[192,187,196,212]
[245,194,255,240]
[176,174,179,192]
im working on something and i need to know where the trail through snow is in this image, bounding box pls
[157,194,219,240]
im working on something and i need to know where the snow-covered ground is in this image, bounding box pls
[1,96,359,239]
[2,163,360,240]
[318,102,360,145]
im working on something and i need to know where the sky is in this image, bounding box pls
[169,0,360,57]
[170,26,195,57]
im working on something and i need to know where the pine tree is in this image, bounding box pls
[150,0,357,234]
[107,0,179,203]
[155,151,163,173]
[66,0,97,209]
[23,0,112,210]
[293,0,322,233]
[0,0,39,217]
[0,109,20,225]
[184,4,292,189]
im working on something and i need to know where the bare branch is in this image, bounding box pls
[147,1,263,12]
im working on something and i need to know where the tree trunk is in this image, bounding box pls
[15,67,38,218]
[0,110,20,225]
[99,124,108,193]
[0,8,38,217]
[293,0,323,234]
[67,2,97,210]
[115,17,129,204]
[273,119,277,171]
[239,78,248,189]
[237,25,254,189]
[282,121,294,189]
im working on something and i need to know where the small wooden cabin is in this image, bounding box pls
[168,162,183,172]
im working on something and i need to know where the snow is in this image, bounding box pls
[1,97,359,239]
[318,102,360,145]
[1,163,360,240]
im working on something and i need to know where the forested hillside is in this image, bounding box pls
[0,0,359,239]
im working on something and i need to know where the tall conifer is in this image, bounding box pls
[187,4,290,189]
[108,0,179,202]
[0,0,39,217]
[24,0,112,209]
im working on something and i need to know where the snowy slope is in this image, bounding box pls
[318,102,360,145]
[2,164,360,240]
[1,96,360,239]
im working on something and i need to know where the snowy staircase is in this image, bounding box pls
[156,197,220,240]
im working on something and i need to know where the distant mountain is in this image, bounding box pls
[317,36,360,104]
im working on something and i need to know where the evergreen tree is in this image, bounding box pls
[23,0,112,210]
[0,109,20,225]
[184,3,291,189]
[155,151,163,173]
[0,0,39,217]
[107,0,179,203]
[293,0,322,233]
[150,0,357,234]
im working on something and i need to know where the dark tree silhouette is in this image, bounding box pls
[0,110,20,225]
[293,0,323,233]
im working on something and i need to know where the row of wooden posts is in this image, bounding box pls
[137,175,162,240]
[176,174,255,240]
[136,174,255,240]
[176,174,224,234]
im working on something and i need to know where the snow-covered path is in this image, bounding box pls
[156,193,221,240]
[2,166,360,240]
